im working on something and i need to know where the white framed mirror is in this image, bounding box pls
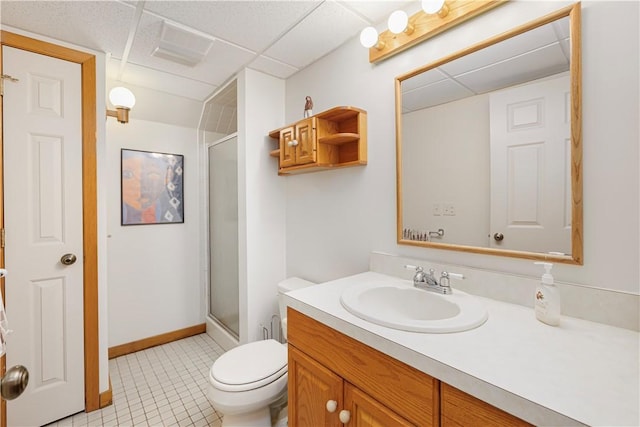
[395,3,582,265]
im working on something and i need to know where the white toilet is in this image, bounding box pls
[208,277,315,427]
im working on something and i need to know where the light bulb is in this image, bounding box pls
[388,10,409,34]
[422,0,445,14]
[109,87,136,109]
[360,27,379,48]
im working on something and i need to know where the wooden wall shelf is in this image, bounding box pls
[268,106,367,175]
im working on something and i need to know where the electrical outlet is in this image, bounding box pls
[432,203,442,216]
[443,203,456,216]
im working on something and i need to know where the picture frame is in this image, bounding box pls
[121,148,184,225]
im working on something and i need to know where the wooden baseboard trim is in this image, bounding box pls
[108,323,206,359]
[99,378,113,408]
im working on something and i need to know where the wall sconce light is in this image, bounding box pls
[106,87,136,124]
[362,0,505,63]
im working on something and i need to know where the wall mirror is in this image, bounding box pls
[395,3,582,264]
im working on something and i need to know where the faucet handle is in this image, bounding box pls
[439,271,464,288]
[404,264,422,272]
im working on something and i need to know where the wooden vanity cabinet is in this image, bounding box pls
[269,106,367,175]
[287,308,533,427]
[287,308,439,426]
[440,383,533,427]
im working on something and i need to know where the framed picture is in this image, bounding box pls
[121,149,184,225]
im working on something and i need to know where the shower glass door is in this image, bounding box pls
[208,136,239,338]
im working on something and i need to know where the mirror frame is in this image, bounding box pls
[395,3,582,265]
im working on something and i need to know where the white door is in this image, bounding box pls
[489,75,571,255]
[3,46,85,426]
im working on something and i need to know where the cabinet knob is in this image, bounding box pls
[326,399,337,413]
[288,139,299,147]
[339,410,351,423]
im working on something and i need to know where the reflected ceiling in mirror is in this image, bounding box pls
[395,3,582,264]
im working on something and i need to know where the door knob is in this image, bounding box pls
[1,365,29,400]
[493,233,504,242]
[60,253,77,266]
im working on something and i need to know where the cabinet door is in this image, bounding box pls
[295,117,316,165]
[280,125,297,168]
[441,383,532,427]
[289,345,343,427]
[344,383,417,427]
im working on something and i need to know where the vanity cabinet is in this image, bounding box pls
[268,106,367,175]
[287,308,439,426]
[440,383,532,427]
[288,308,532,427]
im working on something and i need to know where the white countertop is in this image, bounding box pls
[283,272,640,427]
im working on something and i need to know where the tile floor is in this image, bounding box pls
[45,333,226,427]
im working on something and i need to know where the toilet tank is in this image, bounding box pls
[277,277,315,340]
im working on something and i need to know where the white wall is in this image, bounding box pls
[237,69,287,343]
[106,119,203,346]
[403,94,490,247]
[284,1,639,297]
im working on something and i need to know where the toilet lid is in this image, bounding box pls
[211,339,287,391]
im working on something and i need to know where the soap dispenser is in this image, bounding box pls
[534,262,561,326]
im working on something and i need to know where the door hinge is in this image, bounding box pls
[0,74,19,97]
[1,229,4,248]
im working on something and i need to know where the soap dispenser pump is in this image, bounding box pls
[534,262,561,326]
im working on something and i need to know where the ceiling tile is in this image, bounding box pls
[141,0,321,52]
[402,68,448,92]
[0,1,133,55]
[454,44,569,94]
[125,13,255,87]
[440,23,560,77]
[402,79,474,112]
[107,58,217,101]
[264,0,369,69]
[248,55,300,80]
[339,0,414,25]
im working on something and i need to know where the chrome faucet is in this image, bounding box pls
[405,265,464,295]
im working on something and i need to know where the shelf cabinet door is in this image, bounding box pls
[294,117,316,165]
[344,383,417,427]
[279,118,316,169]
[280,125,297,168]
[289,345,343,427]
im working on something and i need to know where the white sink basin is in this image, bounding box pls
[340,282,488,333]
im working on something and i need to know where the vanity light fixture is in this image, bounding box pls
[388,10,414,35]
[422,0,449,18]
[359,26,385,50]
[107,86,136,124]
[363,0,506,63]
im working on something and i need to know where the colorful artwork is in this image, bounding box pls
[121,149,184,225]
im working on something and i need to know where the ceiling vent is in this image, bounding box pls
[152,21,213,67]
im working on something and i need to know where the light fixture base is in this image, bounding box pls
[107,107,130,124]
[369,0,506,63]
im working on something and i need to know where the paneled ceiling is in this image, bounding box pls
[1,0,411,103]
[401,16,571,113]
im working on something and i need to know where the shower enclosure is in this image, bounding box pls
[208,135,239,339]
[201,79,239,342]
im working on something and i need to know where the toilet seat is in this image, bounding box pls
[211,339,287,392]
